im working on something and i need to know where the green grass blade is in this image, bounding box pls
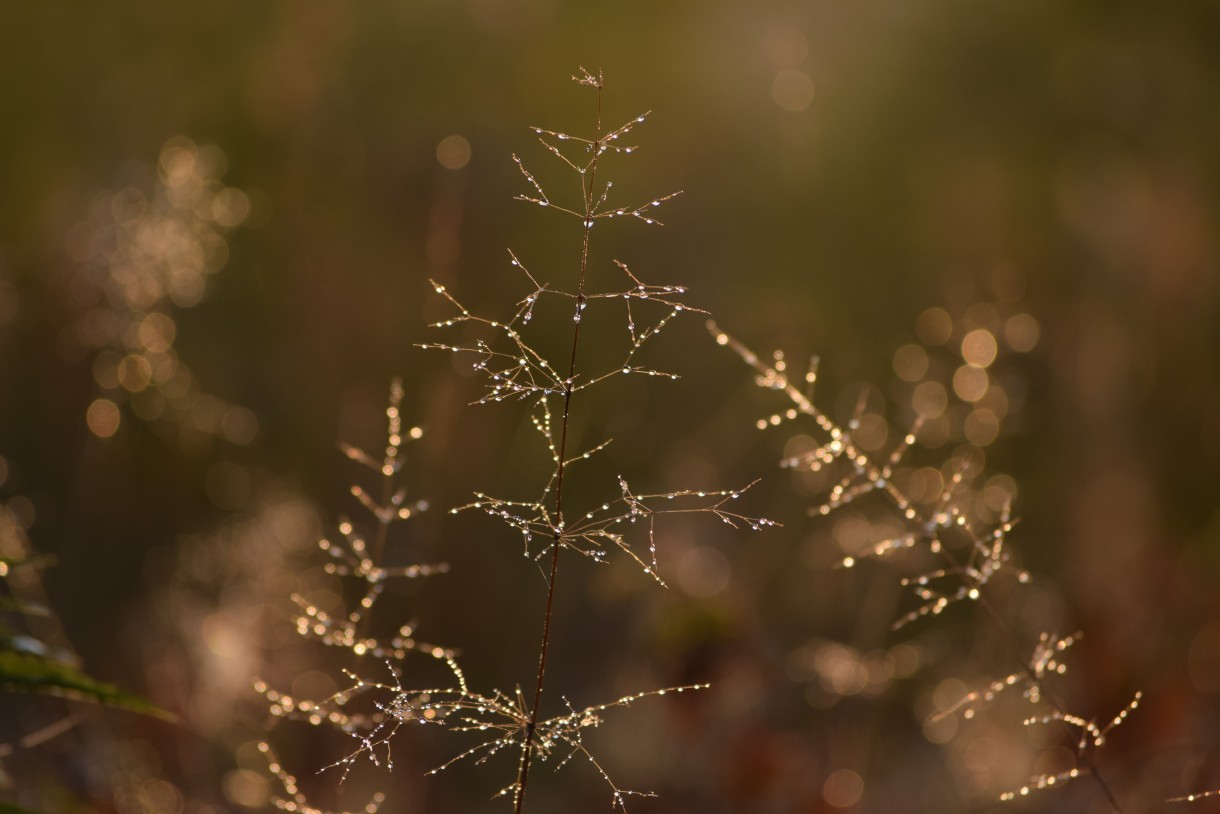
[0,651,176,722]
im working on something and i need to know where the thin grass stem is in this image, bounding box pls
[513,73,604,814]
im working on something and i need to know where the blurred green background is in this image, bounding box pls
[1,1,1219,812]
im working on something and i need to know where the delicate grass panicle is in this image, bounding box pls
[260,69,774,813]
[710,320,1152,810]
[256,377,448,814]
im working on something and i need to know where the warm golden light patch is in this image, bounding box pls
[86,398,121,438]
[1005,312,1040,352]
[916,307,953,345]
[823,769,864,808]
[953,364,989,402]
[436,134,472,170]
[772,69,815,112]
[961,328,998,368]
[892,343,928,382]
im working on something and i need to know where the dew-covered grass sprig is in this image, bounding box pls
[415,70,774,812]
[711,316,1136,811]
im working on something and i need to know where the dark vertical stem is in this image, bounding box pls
[513,82,604,814]
[1091,767,1124,813]
[973,576,1123,812]
[907,502,1122,814]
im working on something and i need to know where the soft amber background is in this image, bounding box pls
[1,2,1219,812]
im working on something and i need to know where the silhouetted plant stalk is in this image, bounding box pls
[710,320,1136,812]
[422,68,773,811]
[511,65,606,814]
[261,70,773,813]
